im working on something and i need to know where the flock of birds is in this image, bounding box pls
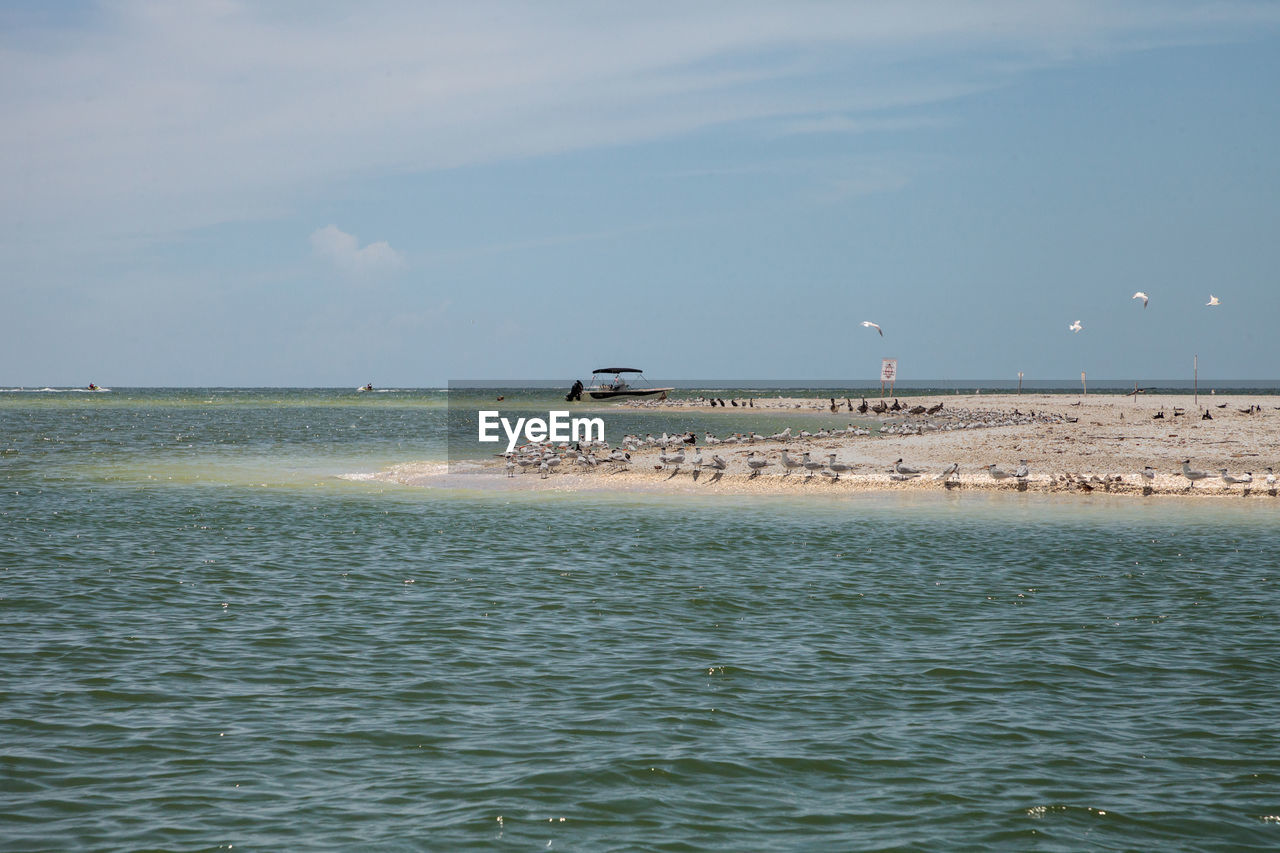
[1068,290,1219,334]
[503,438,1278,494]
[858,290,1221,340]
[497,403,1277,494]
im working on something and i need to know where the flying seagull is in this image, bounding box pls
[861,321,883,336]
[1068,320,1083,333]
[1206,295,1221,307]
[1132,291,1149,307]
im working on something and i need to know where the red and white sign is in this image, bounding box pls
[880,359,897,383]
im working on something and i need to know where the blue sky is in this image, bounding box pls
[3,1,1279,386]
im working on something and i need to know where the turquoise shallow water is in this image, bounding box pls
[3,390,1279,850]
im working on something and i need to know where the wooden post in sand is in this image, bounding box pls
[1018,372,1023,395]
[1194,354,1198,408]
[1081,371,1086,397]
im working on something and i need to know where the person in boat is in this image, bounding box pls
[362,383,374,391]
[565,380,583,402]
[87,383,98,391]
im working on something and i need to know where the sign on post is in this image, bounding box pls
[880,358,897,397]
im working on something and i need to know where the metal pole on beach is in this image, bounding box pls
[1018,372,1023,395]
[1194,354,1198,408]
[1081,371,1086,397]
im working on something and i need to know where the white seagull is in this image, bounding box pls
[1068,320,1083,333]
[1132,291,1149,308]
[1206,295,1221,306]
[861,321,883,337]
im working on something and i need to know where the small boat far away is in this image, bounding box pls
[567,368,673,401]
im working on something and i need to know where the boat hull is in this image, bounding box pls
[587,387,673,400]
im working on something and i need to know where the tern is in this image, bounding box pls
[1014,460,1029,480]
[825,454,853,479]
[706,455,728,473]
[1068,320,1082,333]
[801,452,825,479]
[1133,291,1149,307]
[779,449,804,476]
[689,447,704,473]
[1206,295,1220,306]
[987,464,1013,481]
[1181,460,1211,488]
[934,462,959,482]
[893,458,923,475]
[861,321,883,336]
[1265,468,1276,489]
[1140,465,1156,484]
[1220,469,1246,486]
[746,452,770,478]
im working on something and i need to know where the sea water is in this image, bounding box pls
[3,389,1279,850]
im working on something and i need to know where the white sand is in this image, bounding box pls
[411,393,1280,499]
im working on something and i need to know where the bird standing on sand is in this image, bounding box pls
[1014,460,1029,480]
[826,454,852,479]
[1140,466,1156,485]
[707,455,728,473]
[801,452,825,479]
[1220,469,1246,487]
[746,452,770,478]
[779,449,803,476]
[1133,291,1149,307]
[1206,295,1221,306]
[689,447,703,474]
[1266,468,1276,489]
[861,321,883,336]
[1068,320,1083,333]
[1182,460,1211,488]
[987,464,1012,481]
[934,462,959,482]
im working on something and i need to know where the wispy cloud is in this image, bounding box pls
[310,225,406,279]
[2,0,1277,241]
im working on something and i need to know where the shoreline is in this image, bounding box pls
[407,393,1280,501]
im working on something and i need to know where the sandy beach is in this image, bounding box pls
[410,393,1280,499]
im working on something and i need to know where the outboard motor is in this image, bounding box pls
[565,379,583,402]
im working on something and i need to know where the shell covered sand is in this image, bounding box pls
[402,393,1280,499]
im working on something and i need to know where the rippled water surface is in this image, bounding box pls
[3,390,1279,850]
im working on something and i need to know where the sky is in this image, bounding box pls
[3,0,1279,386]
